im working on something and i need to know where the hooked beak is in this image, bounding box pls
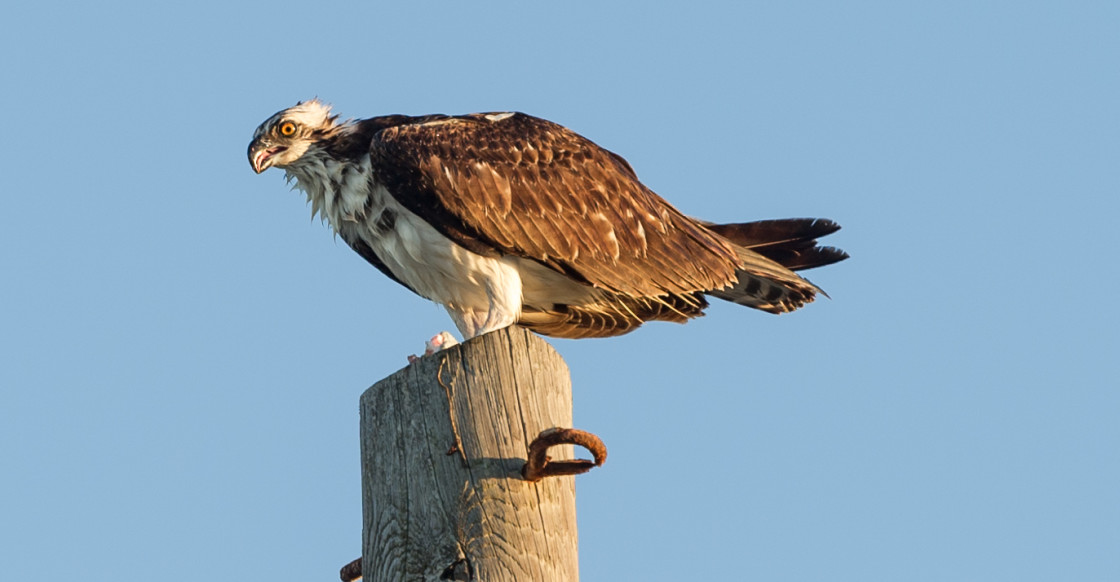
[248,139,287,174]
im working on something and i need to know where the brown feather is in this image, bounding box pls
[519,293,708,339]
[368,113,742,299]
[706,218,849,271]
[333,111,849,338]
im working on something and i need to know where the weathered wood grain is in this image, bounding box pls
[360,327,579,581]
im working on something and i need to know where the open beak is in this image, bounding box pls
[248,140,287,174]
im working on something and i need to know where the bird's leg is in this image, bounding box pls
[425,331,459,355]
[521,427,608,482]
[407,331,460,363]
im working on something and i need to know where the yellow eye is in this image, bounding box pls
[278,121,297,137]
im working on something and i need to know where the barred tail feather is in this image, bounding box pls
[703,217,847,313]
[707,244,823,313]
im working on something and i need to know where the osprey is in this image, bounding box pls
[248,100,847,340]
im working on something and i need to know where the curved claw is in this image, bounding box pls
[521,427,607,482]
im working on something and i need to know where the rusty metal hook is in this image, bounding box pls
[521,427,607,482]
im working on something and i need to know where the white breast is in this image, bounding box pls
[291,158,526,338]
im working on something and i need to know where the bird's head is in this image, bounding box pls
[248,99,339,174]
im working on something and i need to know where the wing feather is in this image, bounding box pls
[367,113,741,298]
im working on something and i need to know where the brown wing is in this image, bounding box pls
[367,112,741,298]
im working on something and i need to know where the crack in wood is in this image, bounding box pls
[438,356,469,467]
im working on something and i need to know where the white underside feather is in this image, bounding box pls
[285,148,597,338]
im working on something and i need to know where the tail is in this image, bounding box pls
[705,218,848,314]
[706,218,849,271]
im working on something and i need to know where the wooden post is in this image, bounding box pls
[359,327,580,581]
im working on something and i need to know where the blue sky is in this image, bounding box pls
[2,2,1117,580]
